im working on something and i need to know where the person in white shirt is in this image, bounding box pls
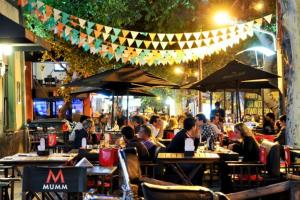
[149,115,163,139]
[69,115,89,142]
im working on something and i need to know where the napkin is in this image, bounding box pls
[39,138,45,151]
[81,138,87,148]
[75,157,93,168]
[185,138,194,152]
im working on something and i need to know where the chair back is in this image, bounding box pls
[141,182,215,200]
[260,140,280,176]
[99,147,118,166]
[22,166,86,193]
[122,148,142,183]
[283,146,291,166]
[118,149,134,200]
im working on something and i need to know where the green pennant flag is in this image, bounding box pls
[95,39,103,49]
[63,31,70,42]
[143,49,150,55]
[71,29,80,45]
[135,40,142,48]
[86,28,93,36]
[61,12,70,25]
[140,32,148,36]
[116,46,126,54]
[107,52,114,60]
[110,35,118,43]
[45,17,56,30]
[113,28,121,36]
[83,43,90,52]
[87,21,95,29]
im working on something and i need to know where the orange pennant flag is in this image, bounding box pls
[96,24,104,32]
[94,30,101,39]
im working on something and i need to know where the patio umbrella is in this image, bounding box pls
[70,87,157,97]
[66,66,177,126]
[186,60,279,121]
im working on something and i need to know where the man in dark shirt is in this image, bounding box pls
[121,126,150,161]
[167,117,200,153]
[167,117,203,185]
[210,102,225,122]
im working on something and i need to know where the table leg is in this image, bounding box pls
[170,164,193,185]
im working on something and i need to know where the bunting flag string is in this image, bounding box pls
[20,0,273,66]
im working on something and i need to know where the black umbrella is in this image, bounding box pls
[186,60,279,121]
[65,66,178,88]
[70,87,157,97]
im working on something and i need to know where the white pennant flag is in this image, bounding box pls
[184,33,192,41]
[157,34,166,41]
[187,41,194,48]
[202,31,210,39]
[79,18,86,28]
[64,26,72,36]
[37,0,44,8]
[195,40,202,47]
[211,30,219,37]
[264,14,272,23]
[54,9,61,21]
[104,26,112,34]
[152,41,160,49]
[193,32,201,40]
[131,31,139,39]
[166,34,174,42]
[127,38,135,47]
[178,41,186,49]
[160,42,168,50]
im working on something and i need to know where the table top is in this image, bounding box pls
[0,153,77,165]
[86,166,117,176]
[291,149,300,154]
[157,152,220,164]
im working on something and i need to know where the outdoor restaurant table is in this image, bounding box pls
[157,152,220,185]
[0,153,77,166]
[290,149,300,162]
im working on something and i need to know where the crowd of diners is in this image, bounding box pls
[57,101,287,193]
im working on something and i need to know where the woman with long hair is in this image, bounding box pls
[229,122,260,162]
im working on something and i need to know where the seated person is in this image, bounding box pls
[229,122,259,162]
[138,125,157,160]
[196,113,219,143]
[167,117,203,185]
[263,112,275,135]
[121,126,150,161]
[69,115,89,142]
[167,117,200,153]
[131,115,144,133]
[274,115,286,146]
[73,119,97,149]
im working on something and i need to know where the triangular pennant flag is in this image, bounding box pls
[119,37,126,45]
[187,41,194,48]
[255,18,263,26]
[104,26,112,34]
[127,38,135,47]
[152,41,159,49]
[193,32,201,40]
[117,45,126,54]
[86,28,93,36]
[246,21,254,29]
[112,44,118,52]
[113,28,121,36]
[195,40,202,47]
[144,41,151,49]
[204,38,211,46]
[87,21,95,29]
[122,30,129,37]
[160,42,168,50]
[202,31,210,39]
[64,26,72,36]
[140,32,148,36]
[211,30,219,37]
[184,33,192,41]
[61,12,69,24]
[94,39,103,48]
[220,28,228,36]
[37,0,44,8]
[110,35,118,43]
[94,30,101,38]
[229,26,236,33]
[247,29,254,37]
[102,33,110,41]
[175,33,183,41]
[166,34,174,42]
[96,24,103,32]
[212,37,219,44]
[178,41,186,49]
[135,48,142,56]
[237,24,245,30]
[131,31,139,39]
[53,9,61,21]
[127,47,134,53]
[79,18,86,28]
[88,35,95,44]
[157,34,166,41]
[149,33,156,41]
[135,40,143,48]
[264,14,272,24]
[45,5,53,17]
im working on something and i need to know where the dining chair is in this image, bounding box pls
[0,165,21,200]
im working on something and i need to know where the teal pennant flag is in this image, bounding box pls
[113,28,121,36]
[63,31,70,42]
[71,29,79,45]
[110,35,118,43]
[87,21,95,29]
[135,40,142,48]
[116,46,126,54]
[61,12,70,25]
[94,39,103,49]
[83,43,90,52]
[107,52,114,60]
[86,28,93,36]
[45,17,56,30]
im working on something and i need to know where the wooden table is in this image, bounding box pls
[157,152,220,185]
[0,153,77,166]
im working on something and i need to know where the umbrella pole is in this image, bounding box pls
[261,89,265,120]
[223,89,226,113]
[111,94,115,129]
[126,91,129,125]
[236,81,240,122]
[210,92,213,111]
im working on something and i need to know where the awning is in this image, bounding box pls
[0,14,50,51]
